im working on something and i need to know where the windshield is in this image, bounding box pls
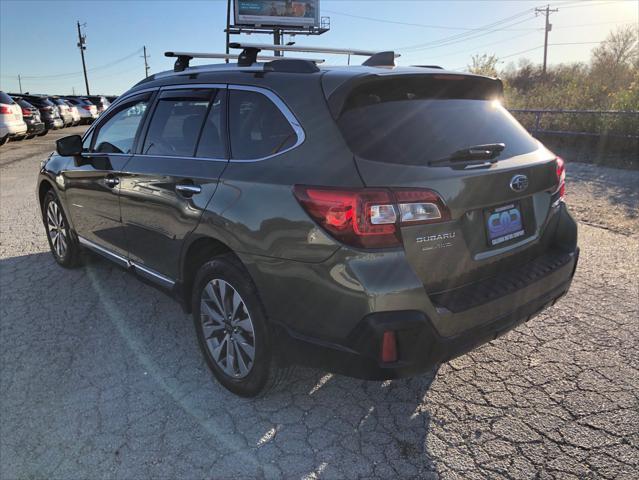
[336,77,538,165]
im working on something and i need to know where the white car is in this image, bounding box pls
[64,100,82,126]
[65,97,98,124]
[0,91,27,145]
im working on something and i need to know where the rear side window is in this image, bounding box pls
[336,76,538,165]
[229,90,296,160]
[143,94,213,157]
[0,92,15,104]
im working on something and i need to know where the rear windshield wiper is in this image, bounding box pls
[429,143,506,167]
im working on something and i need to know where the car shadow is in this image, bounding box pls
[1,251,441,478]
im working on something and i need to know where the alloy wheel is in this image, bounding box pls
[46,200,68,259]
[200,279,256,379]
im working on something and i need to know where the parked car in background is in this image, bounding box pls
[64,100,82,126]
[50,97,74,127]
[19,95,64,131]
[65,97,98,124]
[84,95,110,114]
[0,91,27,145]
[15,97,46,138]
[105,95,118,103]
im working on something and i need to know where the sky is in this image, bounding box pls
[1,0,637,95]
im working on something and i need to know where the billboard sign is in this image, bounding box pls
[234,0,320,29]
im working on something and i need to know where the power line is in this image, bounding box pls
[323,8,541,32]
[423,30,540,61]
[3,48,144,80]
[398,14,537,52]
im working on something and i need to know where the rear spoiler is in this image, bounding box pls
[324,73,504,119]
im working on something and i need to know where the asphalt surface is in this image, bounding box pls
[1,129,638,479]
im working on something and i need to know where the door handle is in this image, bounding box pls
[105,176,120,188]
[175,184,202,195]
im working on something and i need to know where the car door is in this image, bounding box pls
[63,92,153,259]
[118,86,228,283]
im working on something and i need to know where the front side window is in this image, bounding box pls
[229,90,296,160]
[92,99,148,154]
[143,95,212,157]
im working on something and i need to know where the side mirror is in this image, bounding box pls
[56,135,83,156]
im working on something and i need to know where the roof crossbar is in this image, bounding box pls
[229,42,400,59]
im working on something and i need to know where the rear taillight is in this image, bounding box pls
[293,186,450,248]
[42,106,53,112]
[555,157,566,204]
[0,104,12,114]
[21,108,32,116]
[83,105,92,111]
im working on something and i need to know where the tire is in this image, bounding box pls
[191,254,283,397]
[0,135,8,146]
[13,135,25,141]
[37,130,48,137]
[42,190,80,268]
[26,134,35,140]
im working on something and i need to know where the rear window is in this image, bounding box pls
[336,76,538,165]
[0,92,15,104]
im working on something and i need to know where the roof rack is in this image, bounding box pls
[228,42,400,67]
[164,51,324,72]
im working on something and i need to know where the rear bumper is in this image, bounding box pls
[26,121,45,134]
[44,118,63,129]
[4,122,27,136]
[275,248,578,379]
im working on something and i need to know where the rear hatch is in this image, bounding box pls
[327,72,561,292]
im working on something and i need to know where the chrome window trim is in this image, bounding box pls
[83,83,305,163]
[228,85,306,163]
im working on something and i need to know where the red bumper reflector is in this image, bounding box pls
[381,331,398,363]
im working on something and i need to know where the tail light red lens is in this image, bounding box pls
[293,186,450,249]
[555,157,566,203]
[21,108,32,116]
[381,331,398,363]
[0,104,12,114]
[83,105,92,111]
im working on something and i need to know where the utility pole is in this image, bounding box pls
[535,5,558,76]
[76,21,90,95]
[142,46,150,78]
[17,74,22,94]
[225,0,231,63]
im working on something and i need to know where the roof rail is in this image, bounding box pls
[412,65,444,70]
[164,51,324,72]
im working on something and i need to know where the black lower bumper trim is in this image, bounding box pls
[275,251,578,380]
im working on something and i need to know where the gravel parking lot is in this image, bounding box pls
[1,130,638,479]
